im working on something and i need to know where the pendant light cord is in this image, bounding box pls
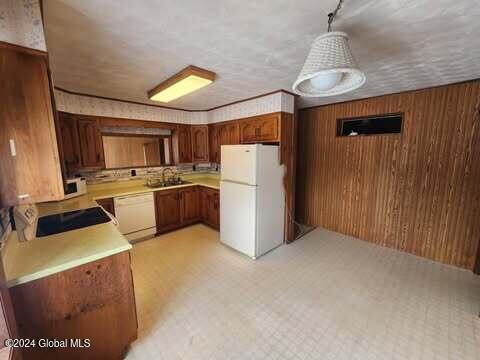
[327,0,344,32]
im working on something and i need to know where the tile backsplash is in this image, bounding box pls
[78,163,219,184]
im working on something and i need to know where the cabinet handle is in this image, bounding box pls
[96,153,100,162]
[17,194,30,199]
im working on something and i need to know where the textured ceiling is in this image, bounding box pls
[44,0,480,110]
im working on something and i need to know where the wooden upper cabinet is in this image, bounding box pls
[155,189,182,233]
[0,47,64,206]
[225,122,240,144]
[59,113,82,174]
[208,121,240,164]
[174,124,192,163]
[77,117,105,168]
[239,119,258,143]
[208,125,220,164]
[191,125,209,162]
[240,113,280,143]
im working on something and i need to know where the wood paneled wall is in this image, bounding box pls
[280,112,298,243]
[102,136,160,169]
[296,81,480,270]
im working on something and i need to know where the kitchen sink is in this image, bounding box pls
[145,179,192,188]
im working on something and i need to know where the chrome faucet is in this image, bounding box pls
[162,167,175,184]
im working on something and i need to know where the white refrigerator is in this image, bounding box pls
[220,144,285,259]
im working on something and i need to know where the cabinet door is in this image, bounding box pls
[202,188,220,230]
[257,113,279,141]
[239,119,258,143]
[208,125,221,163]
[59,113,82,174]
[191,125,209,162]
[0,47,64,206]
[225,122,240,145]
[176,125,192,163]
[155,189,181,233]
[200,187,209,220]
[180,186,200,225]
[210,191,220,230]
[239,114,280,143]
[77,117,105,168]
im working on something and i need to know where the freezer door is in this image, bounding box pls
[220,144,258,185]
[220,180,256,258]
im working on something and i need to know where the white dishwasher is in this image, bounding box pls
[114,192,156,242]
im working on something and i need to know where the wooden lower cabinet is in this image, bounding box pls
[200,187,220,230]
[9,251,137,360]
[155,189,182,233]
[180,187,200,225]
[154,186,219,234]
[96,197,115,216]
[154,186,201,233]
[0,255,21,360]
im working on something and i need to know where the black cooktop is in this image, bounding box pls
[36,207,111,237]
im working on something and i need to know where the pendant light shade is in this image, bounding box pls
[292,32,366,97]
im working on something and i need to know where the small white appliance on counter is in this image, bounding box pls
[64,177,87,199]
[220,144,285,259]
[114,192,156,242]
[13,204,38,241]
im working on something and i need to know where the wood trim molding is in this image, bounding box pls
[147,65,216,100]
[209,111,286,127]
[0,40,48,57]
[54,87,199,112]
[206,89,298,111]
[54,86,296,113]
[299,78,480,112]
[58,111,179,130]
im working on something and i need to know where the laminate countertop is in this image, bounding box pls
[3,173,220,288]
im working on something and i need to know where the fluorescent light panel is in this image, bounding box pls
[148,66,215,103]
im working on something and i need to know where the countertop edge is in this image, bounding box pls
[6,244,132,288]
[91,182,219,200]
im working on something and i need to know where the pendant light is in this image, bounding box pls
[292,0,366,97]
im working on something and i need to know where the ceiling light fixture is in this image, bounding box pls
[148,65,215,103]
[292,0,366,97]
